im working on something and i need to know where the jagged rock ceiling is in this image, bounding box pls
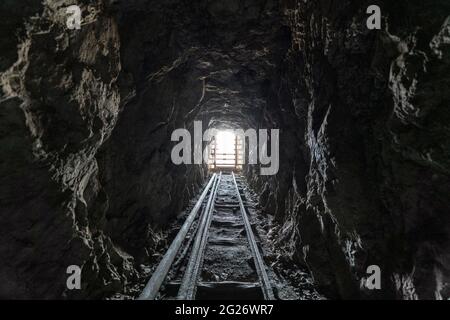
[117,0,290,129]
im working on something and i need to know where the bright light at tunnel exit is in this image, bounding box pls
[208,130,241,169]
[215,131,236,154]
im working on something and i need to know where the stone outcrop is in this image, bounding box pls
[246,0,450,299]
[0,0,131,299]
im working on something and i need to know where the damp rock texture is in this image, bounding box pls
[0,0,131,299]
[95,0,289,291]
[246,0,450,299]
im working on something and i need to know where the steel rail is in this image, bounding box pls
[177,172,222,299]
[138,173,217,300]
[231,172,274,300]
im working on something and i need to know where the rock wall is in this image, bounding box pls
[95,0,289,270]
[246,0,450,299]
[1,0,448,300]
[0,0,286,299]
[0,0,135,299]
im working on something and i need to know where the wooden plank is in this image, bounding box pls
[163,281,263,300]
[196,281,263,300]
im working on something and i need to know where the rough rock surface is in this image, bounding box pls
[246,0,450,299]
[96,0,289,293]
[0,0,130,299]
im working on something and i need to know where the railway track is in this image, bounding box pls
[138,172,274,300]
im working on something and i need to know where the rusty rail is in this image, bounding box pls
[232,172,274,300]
[138,174,217,300]
[177,172,222,299]
[139,172,274,300]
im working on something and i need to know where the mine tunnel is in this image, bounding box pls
[0,0,449,301]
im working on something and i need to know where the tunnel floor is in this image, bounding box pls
[201,175,259,290]
[110,173,324,300]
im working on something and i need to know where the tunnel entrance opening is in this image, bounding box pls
[208,131,243,172]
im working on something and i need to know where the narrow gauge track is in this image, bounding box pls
[139,172,274,300]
